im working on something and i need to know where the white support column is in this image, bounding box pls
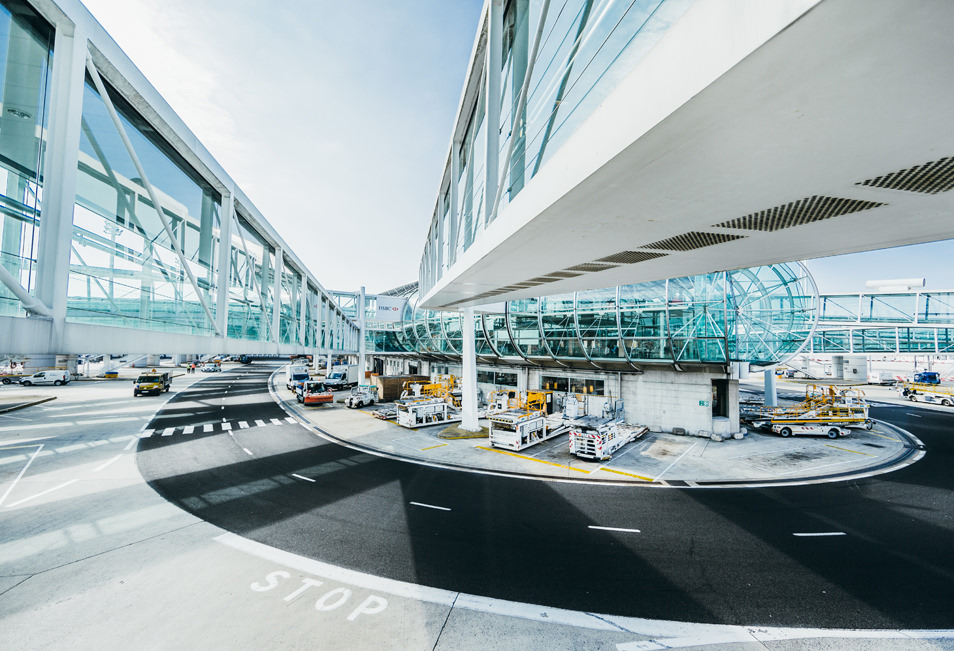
[764,369,777,407]
[35,24,89,345]
[485,0,503,226]
[272,247,283,344]
[215,193,233,340]
[461,306,479,431]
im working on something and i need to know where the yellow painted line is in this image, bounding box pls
[476,445,591,474]
[420,443,448,451]
[867,430,899,442]
[598,467,654,482]
[0,445,42,451]
[825,444,874,456]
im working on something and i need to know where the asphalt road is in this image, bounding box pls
[138,365,954,630]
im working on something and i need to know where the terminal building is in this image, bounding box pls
[1,0,953,435]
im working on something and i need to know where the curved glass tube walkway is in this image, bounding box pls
[369,263,818,370]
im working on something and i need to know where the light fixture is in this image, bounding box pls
[6,108,33,119]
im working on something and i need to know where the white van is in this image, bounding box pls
[19,370,71,386]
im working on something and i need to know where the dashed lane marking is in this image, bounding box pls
[589,525,640,534]
[410,501,451,511]
[242,447,253,456]
[906,413,922,418]
[292,473,315,482]
[793,532,846,537]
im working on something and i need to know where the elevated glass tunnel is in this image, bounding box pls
[370,263,818,369]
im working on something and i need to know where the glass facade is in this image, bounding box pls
[70,76,221,334]
[227,213,274,341]
[369,262,819,368]
[0,0,53,317]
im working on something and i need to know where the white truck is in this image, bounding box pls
[324,365,358,390]
[285,365,310,391]
[345,385,378,408]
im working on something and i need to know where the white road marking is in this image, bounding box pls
[906,413,922,418]
[239,421,249,429]
[222,422,232,431]
[588,525,640,534]
[285,417,296,423]
[793,532,846,537]
[255,420,266,427]
[5,478,79,508]
[242,447,254,456]
[161,428,175,437]
[0,436,54,447]
[409,501,451,512]
[123,437,137,451]
[654,442,698,481]
[93,454,122,472]
[204,424,214,433]
[183,425,195,435]
[0,444,43,506]
[292,473,316,482]
[270,418,282,425]
[140,429,155,438]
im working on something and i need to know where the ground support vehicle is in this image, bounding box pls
[899,381,954,406]
[286,365,310,391]
[488,408,568,451]
[19,370,71,386]
[395,397,461,428]
[297,380,333,405]
[134,371,171,396]
[745,384,873,431]
[324,365,358,390]
[569,420,647,460]
[1,373,28,385]
[200,363,221,373]
[771,423,849,439]
[345,385,378,408]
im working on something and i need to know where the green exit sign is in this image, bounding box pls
[699,400,710,407]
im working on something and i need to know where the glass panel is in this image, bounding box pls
[483,313,520,357]
[279,262,300,344]
[668,273,727,363]
[539,293,582,358]
[507,297,546,358]
[70,76,221,335]
[227,214,272,341]
[619,280,668,361]
[818,294,859,322]
[576,287,621,360]
[0,0,53,316]
[918,293,954,324]
[897,327,937,353]
[860,293,916,323]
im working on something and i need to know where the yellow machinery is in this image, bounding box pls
[747,384,873,430]
[899,381,954,406]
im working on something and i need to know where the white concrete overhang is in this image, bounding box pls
[421,0,954,310]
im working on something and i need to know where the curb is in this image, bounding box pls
[0,395,57,414]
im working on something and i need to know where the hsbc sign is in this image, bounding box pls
[373,296,406,322]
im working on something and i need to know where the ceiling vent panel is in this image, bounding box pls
[857,156,954,194]
[714,195,885,232]
[597,251,668,264]
[546,271,583,278]
[565,262,618,272]
[642,231,745,251]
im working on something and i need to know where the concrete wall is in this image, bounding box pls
[619,368,737,435]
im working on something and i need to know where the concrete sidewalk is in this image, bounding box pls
[272,375,923,487]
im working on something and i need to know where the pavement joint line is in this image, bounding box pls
[825,444,874,456]
[475,445,591,474]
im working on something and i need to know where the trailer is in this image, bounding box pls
[395,397,461,428]
[488,409,563,451]
[569,420,647,460]
[772,423,849,439]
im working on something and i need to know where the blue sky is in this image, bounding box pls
[80,0,954,297]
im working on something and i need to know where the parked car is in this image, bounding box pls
[19,370,71,386]
[199,364,221,373]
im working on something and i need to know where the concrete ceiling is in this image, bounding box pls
[422,0,954,310]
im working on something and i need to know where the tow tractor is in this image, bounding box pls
[296,380,333,405]
[345,385,378,408]
[898,380,954,406]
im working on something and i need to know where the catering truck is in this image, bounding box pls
[323,364,358,390]
[285,365,310,391]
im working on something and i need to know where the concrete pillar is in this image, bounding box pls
[461,306,479,431]
[215,193,233,339]
[272,247,283,344]
[764,369,777,407]
[146,354,160,367]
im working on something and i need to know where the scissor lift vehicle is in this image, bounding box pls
[747,384,873,432]
[898,381,954,406]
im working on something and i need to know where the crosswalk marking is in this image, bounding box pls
[141,429,154,438]
[161,428,175,437]
[203,424,214,433]
[270,418,282,425]
[222,422,232,431]
[183,425,194,435]
[141,417,289,439]
[238,421,249,429]
[255,420,265,427]
[284,417,295,424]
